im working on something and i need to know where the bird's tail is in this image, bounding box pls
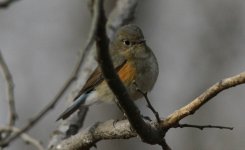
[56,93,88,121]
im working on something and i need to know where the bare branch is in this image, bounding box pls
[0,127,44,150]
[0,51,17,141]
[49,0,139,148]
[161,72,245,128]
[95,0,165,146]
[54,72,245,149]
[106,0,138,40]
[0,51,17,127]
[54,120,136,150]
[54,120,171,150]
[48,0,102,148]
[0,0,99,146]
[176,124,233,130]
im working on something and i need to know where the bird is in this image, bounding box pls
[57,24,159,121]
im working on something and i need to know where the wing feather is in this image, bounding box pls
[73,60,127,100]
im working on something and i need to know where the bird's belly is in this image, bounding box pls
[95,81,115,103]
[134,58,158,95]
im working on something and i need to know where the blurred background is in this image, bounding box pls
[0,0,245,149]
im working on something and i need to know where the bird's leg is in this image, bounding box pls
[113,98,127,127]
[114,98,127,116]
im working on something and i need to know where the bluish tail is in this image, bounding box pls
[56,93,88,121]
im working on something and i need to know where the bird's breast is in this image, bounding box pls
[134,53,159,92]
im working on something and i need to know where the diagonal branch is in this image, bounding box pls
[94,0,168,148]
[0,51,17,140]
[0,0,99,146]
[161,72,245,128]
[133,82,161,123]
[54,71,245,149]
[49,0,139,148]
[0,127,44,150]
[0,51,17,127]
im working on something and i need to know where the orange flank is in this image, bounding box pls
[118,62,136,85]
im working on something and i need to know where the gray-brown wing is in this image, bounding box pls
[73,67,103,100]
[73,60,126,101]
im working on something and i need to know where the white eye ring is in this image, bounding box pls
[123,40,131,46]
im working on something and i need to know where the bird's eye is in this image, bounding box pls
[123,40,131,46]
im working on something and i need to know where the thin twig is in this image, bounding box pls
[176,123,233,130]
[0,51,17,127]
[161,72,245,128]
[133,82,161,123]
[0,127,44,150]
[55,72,245,149]
[141,92,161,123]
[0,51,17,140]
[0,0,99,145]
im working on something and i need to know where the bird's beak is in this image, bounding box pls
[138,39,146,44]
